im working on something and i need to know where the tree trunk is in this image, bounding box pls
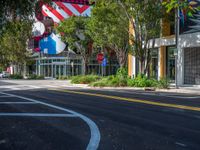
[139,59,145,75]
[117,50,127,68]
[82,58,88,75]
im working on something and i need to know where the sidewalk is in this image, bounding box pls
[71,83,200,96]
[1,79,199,95]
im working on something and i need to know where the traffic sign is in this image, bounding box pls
[101,58,107,67]
[97,53,104,64]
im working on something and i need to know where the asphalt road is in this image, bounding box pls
[0,82,200,150]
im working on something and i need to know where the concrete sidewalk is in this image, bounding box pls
[72,84,200,96]
[0,79,199,96]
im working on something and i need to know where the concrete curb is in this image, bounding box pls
[70,84,200,96]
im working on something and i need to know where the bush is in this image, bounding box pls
[157,78,170,89]
[36,75,45,80]
[116,68,128,80]
[90,78,108,87]
[58,76,70,80]
[9,74,23,79]
[127,78,136,87]
[71,75,101,84]
[90,75,128,87]
[127,75,158,87]
[27,74,44,80]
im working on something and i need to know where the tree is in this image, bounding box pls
[89,0,163,74]
[88,1,129,68]
[0,0,51,31]
[0,21,32,72]
[56,16,93,75]
[115,0,163,74]
[163,0,200,16]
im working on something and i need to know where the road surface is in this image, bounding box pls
[0,80,200,150]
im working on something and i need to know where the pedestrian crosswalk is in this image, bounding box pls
[0,84,75,91]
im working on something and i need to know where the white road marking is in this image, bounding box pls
[194,115,200,119]
[0,96,14,97]
[104,89,200,99]
[165,95,200,99]
[0,102,37,104]
[0,113,77,117]
[175,142,187,147]
[0,92,101,150]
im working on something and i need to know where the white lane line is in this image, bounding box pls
[194,115,200,119]
[0,102,37,104]
[0,113,77,117]
[175,142,187,147]
[44,85,59,88]
[0,92,100,150]
[28,85,42,89]
[0,96,14,97]
[165,95,200,99]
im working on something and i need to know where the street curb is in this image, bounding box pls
[70,84,200,96]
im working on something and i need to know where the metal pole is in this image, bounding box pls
[38,52,41,76]
[102,65,103,76]
[175,0,180,89]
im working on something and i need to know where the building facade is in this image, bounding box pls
[128,6,200,87]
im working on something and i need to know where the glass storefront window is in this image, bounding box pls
[166,47,176,82]
[149,49,158,79]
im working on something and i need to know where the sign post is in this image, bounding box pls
[101,57,107,76]
[97,53,104,76]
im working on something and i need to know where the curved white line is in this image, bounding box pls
[1,92,100,150]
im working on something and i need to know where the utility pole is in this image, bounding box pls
[175,0,180,89]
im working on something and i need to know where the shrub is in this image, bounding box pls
[90,78,108,87]
[71,75,101,84]
[36,75,45,80]
[91,75,128,87]
[127,75,158,87]
[27,74,44,80]
[157,78,170,89]
[9,74,23,79]
[58,76,70,80]
[116,68,128,80]
[127,78,136,87]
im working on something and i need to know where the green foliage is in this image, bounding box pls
[0,21,32,67]
[90,78,108,87]
[163,0,200,15]
[57,76,71,80]
[56,16,92,74]
[27,74,44,80]
[127,75,157,87]
[56,16,91,52]
[91,74,169,89]
[71,75,101,84]
[87,1,129,68]
[0,0,51,30]
[90,75,127,87]
[9,74,23,79]
[118,0,163,72]
[157,78,170,89]
[116,68,128,80]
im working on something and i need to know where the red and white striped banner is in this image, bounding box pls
[42,2,91,23]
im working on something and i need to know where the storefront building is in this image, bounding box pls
[35,52,119,78]
[128,8,200,86]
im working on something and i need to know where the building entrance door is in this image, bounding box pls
[166,47,176,82]
[53,63,65,78]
